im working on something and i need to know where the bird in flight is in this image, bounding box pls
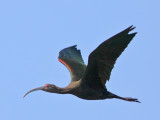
[23,25,140,103]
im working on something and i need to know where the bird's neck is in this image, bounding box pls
[47,85,70,94]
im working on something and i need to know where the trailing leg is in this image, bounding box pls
[108,92,140,103]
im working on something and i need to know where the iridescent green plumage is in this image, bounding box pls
[58,45,86,81]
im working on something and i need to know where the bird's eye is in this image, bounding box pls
[44,84,50,88]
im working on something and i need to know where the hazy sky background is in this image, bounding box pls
[0,0,159,120]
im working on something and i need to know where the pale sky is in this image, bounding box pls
[0,0,159,120]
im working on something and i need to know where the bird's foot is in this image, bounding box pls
[124,97,140,103]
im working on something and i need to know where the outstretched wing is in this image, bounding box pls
[81,26,137,89]
[58,45,86,82]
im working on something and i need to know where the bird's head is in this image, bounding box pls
[23,84,57,98]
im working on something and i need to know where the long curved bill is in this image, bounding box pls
[23,86,44,98]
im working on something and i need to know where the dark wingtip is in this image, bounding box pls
[60,45,77,51]
[127,25,136,32]
[71,45,77,48]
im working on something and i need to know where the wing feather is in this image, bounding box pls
[81,26,137,89]
[58,45,86,82]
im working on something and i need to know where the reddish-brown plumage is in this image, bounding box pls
[58,58,72,71]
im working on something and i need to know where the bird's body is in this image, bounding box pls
[44,81,110,100]
[24,26,140,103]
